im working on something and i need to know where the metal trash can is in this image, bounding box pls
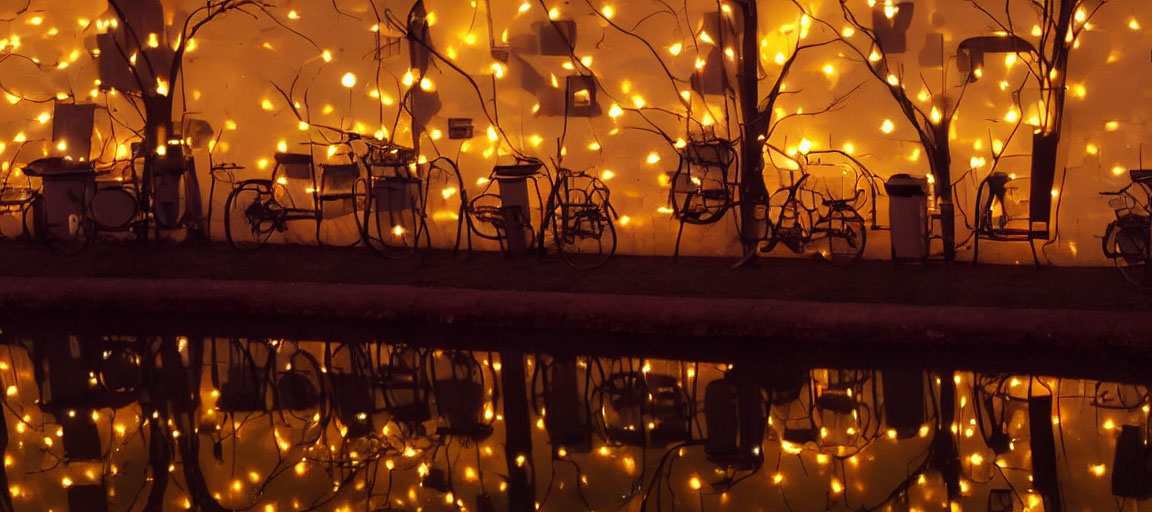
[884,174,929,262]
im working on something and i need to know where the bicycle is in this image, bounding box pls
[466,157,547,255]
[1101,169,1152,288]
[539,167,618,269]
[353,137,466,259]
[222,130,368,251]
[758,166,867,265]
[667,138,739,258]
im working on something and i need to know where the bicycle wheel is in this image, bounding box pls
[554,203,616,269]
[669,169,731,225]
[769,198,811,254]
[1107,219,1152,289]
[466,193,505,241]
[826,207,866,265]
[364,198,423,260]
[224,181,277,251]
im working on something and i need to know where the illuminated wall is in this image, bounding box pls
[0,0,1146,264]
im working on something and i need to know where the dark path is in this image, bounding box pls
[0,242,1144,311]
[0,242,1149,381]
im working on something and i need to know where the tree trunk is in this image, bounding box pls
[929,121,954,262]
[738,1,769,252]
[931,370,961,500]
[499,351,535,512]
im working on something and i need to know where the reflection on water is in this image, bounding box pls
[0,335,1144,511]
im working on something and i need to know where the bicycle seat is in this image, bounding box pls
[274,153,313,166]
[1130,169,1152,184]
[493,159,543,178]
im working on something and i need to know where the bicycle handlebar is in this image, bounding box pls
[1101,183,1135,196]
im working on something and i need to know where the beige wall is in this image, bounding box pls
[0,0,1146,265]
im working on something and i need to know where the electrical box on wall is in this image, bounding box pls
[566,75,600,117]
[449,118,474,140]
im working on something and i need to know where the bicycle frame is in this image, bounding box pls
[538,168,619,268]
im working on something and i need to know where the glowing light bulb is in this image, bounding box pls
[341,73,356,88]
[880,119,895,134]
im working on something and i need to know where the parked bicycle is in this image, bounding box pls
[667,138,738,258]
[757,163,868,265]
[466,157,547,255]
[353,136,466,259]
[1101,169,1152,288]
[223,138,364,250]
[539,167,618,269]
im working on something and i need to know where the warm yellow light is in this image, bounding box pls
[601,5,614,19]
[341,73,356,88]
[798,139,813,154]
[669,43,682,56]
[880,119,895,134]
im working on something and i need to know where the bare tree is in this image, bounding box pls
[797,0,973,262]
[587,0,842,260]
[99,0,271,239]
[965,0,1109,258]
